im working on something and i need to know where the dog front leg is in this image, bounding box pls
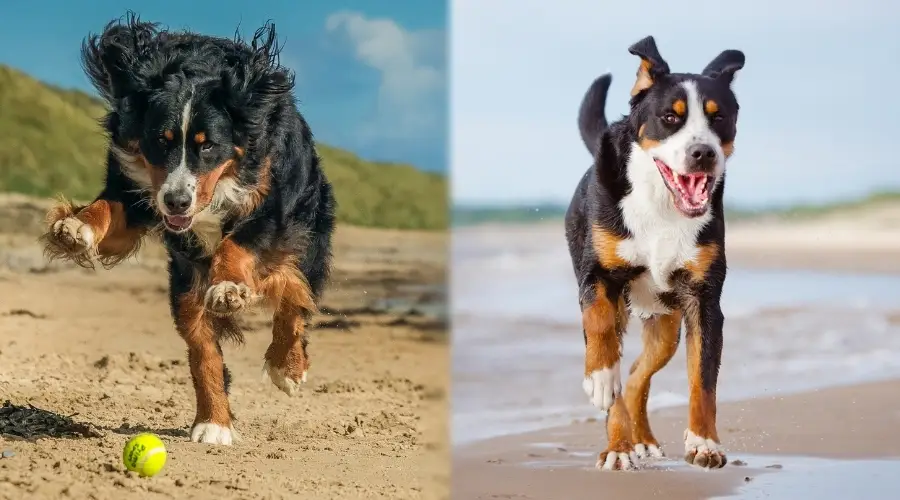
[42,199,147,268]
[683,296,727,469]
[204,238,258,316]
[581,281,637,470]
[172,268,236,445]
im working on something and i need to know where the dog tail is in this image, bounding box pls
[577,73,612,157]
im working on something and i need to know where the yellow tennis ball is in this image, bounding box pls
[122,433,167,477]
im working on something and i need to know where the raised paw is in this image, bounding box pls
[191,422,238,445]
[263,360,307,396]
[684,430,727,469]
[204,281,254,316]
[597,446,639,471]
[634,442,665,459]
[44,217,96,261]
[582,363,622,412]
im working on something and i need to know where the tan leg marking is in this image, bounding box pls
[42,199,145,268]
[259,256,317,395]
[625,311,682,458]
[583,284,628,412]
[205,238,257,316]
[597,397,637,471]
[177,283,235,445]
[684,310,726,468]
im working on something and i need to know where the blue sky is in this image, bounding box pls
[452,0,900,208]
[0,0,447,172]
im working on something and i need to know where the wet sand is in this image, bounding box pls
[453,379,900,499]
[451,208,900,499]
[0,195,449,500]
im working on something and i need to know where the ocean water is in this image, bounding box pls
[451,223,900,445]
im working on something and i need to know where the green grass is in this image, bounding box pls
[0,64,447,230]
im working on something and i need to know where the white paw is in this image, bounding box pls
[204,281,254,316]
[190,422,238,445]
[597,450,638,471]
[49,217,95,254]
[263,361,307,396]
[683,429,727,469]
[634,443,665,459]
[582,362,622,411]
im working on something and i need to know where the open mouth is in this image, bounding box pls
[163,215,194,233]
[654,159,712,218]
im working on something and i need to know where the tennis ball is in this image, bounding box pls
[122,433,167,477]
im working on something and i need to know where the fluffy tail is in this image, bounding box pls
[577,74,612,157]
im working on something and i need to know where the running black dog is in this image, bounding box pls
[42,14,336,445]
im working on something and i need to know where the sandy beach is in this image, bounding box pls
[0,195,449,500]
[451,202,900,499]
[453,379,900,500]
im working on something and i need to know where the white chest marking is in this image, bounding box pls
[617,142,712,318]
[190,177,249,256]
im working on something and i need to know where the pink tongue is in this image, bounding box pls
[166,215,191,228]
[679,173,708,204]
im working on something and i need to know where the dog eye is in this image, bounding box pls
[712,114,724,122]
[200,142,214,152]
[661,113,680,125]
[157,136,168,146]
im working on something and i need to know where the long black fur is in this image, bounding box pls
[81,13,335,314]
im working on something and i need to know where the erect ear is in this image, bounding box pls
[702,50,745,86]
[627,36,671,97]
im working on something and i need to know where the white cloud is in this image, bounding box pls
[326,11,445,142]
[451,0,900,207]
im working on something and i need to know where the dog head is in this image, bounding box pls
[83,14,291,233]
[627,36,744,218]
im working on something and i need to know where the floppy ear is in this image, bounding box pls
[81,12,158,102]
[221,22,295,149]
[627,36,671,97]
[702,50,745,86]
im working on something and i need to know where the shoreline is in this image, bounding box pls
[453,378,900,499]
[451,220,900,275]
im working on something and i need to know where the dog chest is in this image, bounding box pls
[615,191,711,316]
[191,211,224,256]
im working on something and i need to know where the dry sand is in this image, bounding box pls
[453,379,900,500]
[726,201,900,274]
[0,195,449,500]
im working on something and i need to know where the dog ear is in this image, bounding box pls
[702,50,745,86]
[222,22,295,149]
[81,12,157,101]
[627,36,671,97]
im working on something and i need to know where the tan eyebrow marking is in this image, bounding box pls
[163,129,174,141]
[194,131,207,144]
[705,100,719,115]
[672,99,686,116]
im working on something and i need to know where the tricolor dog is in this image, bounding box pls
[564,35,744,470]
[41,15,336,445]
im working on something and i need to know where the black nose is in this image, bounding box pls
[163,191,192,214]
[686,144,717,172]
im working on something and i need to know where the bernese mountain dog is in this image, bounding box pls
[40,14,336,445]
[565,36,744,470]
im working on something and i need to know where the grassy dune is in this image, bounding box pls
[0,65,447,230]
